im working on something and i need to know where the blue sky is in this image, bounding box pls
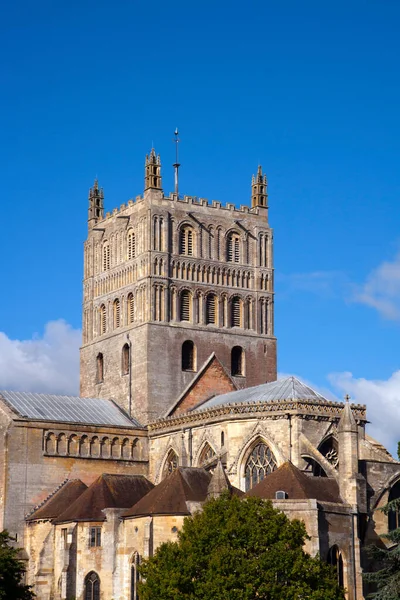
[1,1,400,451]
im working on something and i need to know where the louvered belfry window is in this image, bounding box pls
[113,299,120,328]
[231,296,241,327]
[206,294,216,325]
[127,231,136,260]
[180,291,191,321]
[127,293,134,324]
[103,243,110,271]
[227,233,240,263]
[100,305,106,334]
[180,226,194,256]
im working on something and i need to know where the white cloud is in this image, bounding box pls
[329,370,400,458]
[351,252,400,320]
[0,320,81,396]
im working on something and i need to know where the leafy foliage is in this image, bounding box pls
[139,493,345,600]
[0,530,34,599]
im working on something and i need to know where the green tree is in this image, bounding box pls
[139,493,345,600]
[0,530,34,599]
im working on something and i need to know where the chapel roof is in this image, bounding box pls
[26,479,88,522]
[195,376,330,411]
[246,461,342,504]
[54,474,154,523]
[0,390,141,427]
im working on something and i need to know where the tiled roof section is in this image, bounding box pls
[196,376,330,410]
[26,480,88,522]
[123,467,212,518]
[54,474,154,523]
[246,462,342,503]
[0,390,141,427]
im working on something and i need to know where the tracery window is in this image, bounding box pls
[231,296,242,327]
[327,546,344,588]
[131,553,140,600]
[122,343,130,375]
[99,304,106,335]
[127,231,136,260]
[231,346,244,376]
[96,353,104,383]
[162,449,179,479]
[180,291,192,322]
[179,226,194,256]
[227,232,240,263]
[113,299,120,328]
[84,571,100,600]
[206,294,217,325]
[102,242,110,271]
[182,340,195,371]
[318,437,339,469]
[388,480,400,531]
[127,293,135,324]
[244,442,277,491]
[199,443,217,471]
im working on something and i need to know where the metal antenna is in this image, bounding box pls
[173,127,180,197]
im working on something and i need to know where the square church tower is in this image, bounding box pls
[80,150,276,423]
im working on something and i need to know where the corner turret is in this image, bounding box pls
[88,179,104,230]
[251,165,268,208]
[338,396,359,506]
[144,148,162,191]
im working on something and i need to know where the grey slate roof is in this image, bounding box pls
[195,376,330,410]
[0,390,141,427]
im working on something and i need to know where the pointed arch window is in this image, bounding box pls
[180,226,194,256]
[84,571,100,600]
[99,304,106,335]
[327,546,344,588]
[127,293,135,324]
[127,231,136,260]
[96,353,104,383]
[180,291,192,322]
[102,242,110,271]
[231,296,242,327]
[162,449,179,479]
[206,294,217,325]
[388,480,400,531]
[244,442,277,491]
[227,233,240,263]
[113,299,121,329]
[199,443,217,471]
[231,346,244,376]
[182,340,196,371]
[131,553,140,600]
[122,343,130,375]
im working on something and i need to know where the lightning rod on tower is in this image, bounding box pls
[173,128,180,197]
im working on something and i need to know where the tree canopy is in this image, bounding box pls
[139,493,345,600]
[0,530,34,599]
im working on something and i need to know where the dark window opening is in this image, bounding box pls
[327,546,344,588]
[89,527,101,548]
[96,353,104,383]
[122,343,130,375]
[180,291,191,321]
[84,571,100,600]
[388,480,400,531]
[231,346,244,376]
[182,340,195,371]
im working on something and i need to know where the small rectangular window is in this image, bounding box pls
[61,528,67,548]
[89,526,101,547]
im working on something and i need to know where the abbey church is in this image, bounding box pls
[0,148,399,600]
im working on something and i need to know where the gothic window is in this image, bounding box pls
[180,290,192,322]
[318,437,339,469]
[131,553,140,600]
[113,299,120,328]
[122,343,130,375]
[182,340,195,371]
[99,304,106,335]
[206,294,217,325]
[327,546,344,588]
[179,226,194,256]
[227,232,240,263]
[84,571,100,600]
[127,293,135,324]
[231,346,244,376]
[231,296,242,327]
[199,443,217,471]
[162,449,179,479]
[96,353,104,383]
[244,442,277,491]
[388,480,400,531]
[127,231,136,260]
[102,242,110,271]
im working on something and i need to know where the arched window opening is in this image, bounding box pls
[221,431,225,447]
[127,231,136,260]
[84,571,100,600]
[180,226,194,256]
[127,293,135,324]
[182,340,195,371]
[231,296,242,328]
[388,480,400,531]
[96,353,104,384]
[99,304,106,335]
[303,456,328,478]
[199,443,217,472]
[327,546,344,588]
[102,243,110,271]
[318,436,339,469]
[227,233,240,263]
[231,346,244,376]
[162,449,179,479]
[180,291,191,322]
[113,299,120,329]
[122,343,130,375]
[130,553,140,600]
[244,442,277,491]
[206,294,217,325]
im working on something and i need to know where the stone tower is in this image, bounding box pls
[80,151,277,424]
